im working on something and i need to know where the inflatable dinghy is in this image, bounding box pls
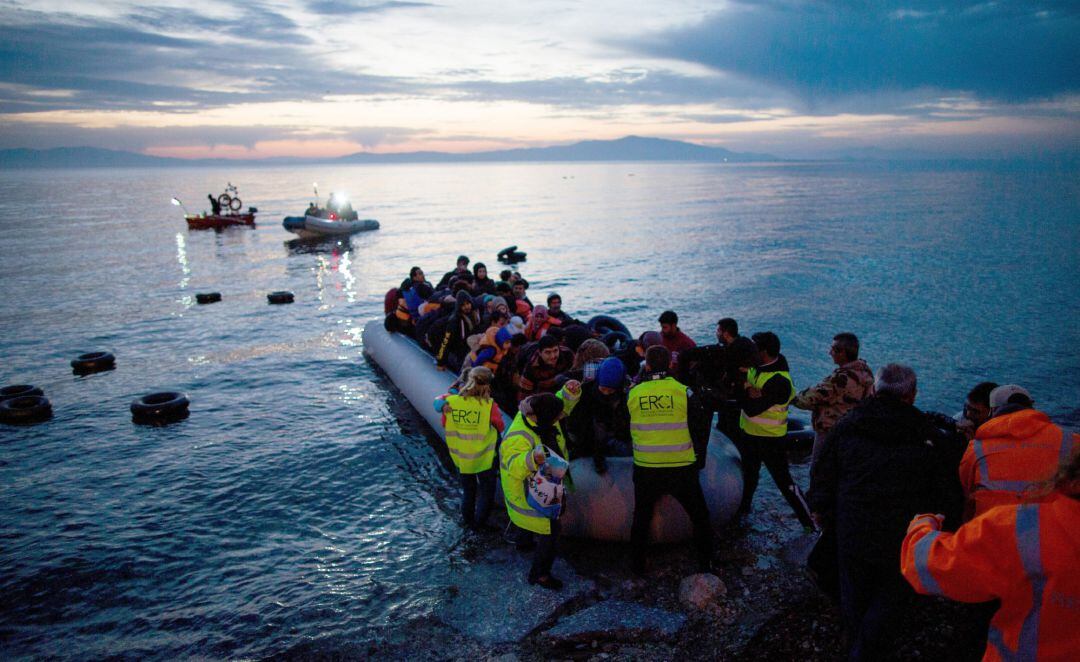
[362,320,745,542]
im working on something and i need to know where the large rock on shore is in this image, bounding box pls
[678,573,727,612]
[437,546,595,644]
[540,600,687,645]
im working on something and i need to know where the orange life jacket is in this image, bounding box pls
[960,409,1077,518]
[467,326,506,371]
[902,492,1080,662]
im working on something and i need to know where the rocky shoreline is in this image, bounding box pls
[321,461,983,662]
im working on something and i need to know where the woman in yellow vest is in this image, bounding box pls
[434,367,506,530]
[500,382,580,589]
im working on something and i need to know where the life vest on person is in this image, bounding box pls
[402,285,424,318]
[901,492,1080,662]
[498,388,579,535]
[394,294,411,323]
[739,366,795,438]
[443,395,497,474]
[467,327,507,371]
[627,376,695,468]
[960,410,1077,518]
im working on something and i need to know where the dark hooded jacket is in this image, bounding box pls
[433,292,478,369]
[807,394,961,566]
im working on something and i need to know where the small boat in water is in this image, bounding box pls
[178,183,257,229]
[282,214,380,239]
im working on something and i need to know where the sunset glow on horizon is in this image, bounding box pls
[1,1,1077,160]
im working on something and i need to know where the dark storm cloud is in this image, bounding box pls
[637,1,1080,104]
[0,10,406,113]
[306,1,436,16]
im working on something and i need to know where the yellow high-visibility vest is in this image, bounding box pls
[739,367,795,438]
[628,376,694,468]
[444,395,497,474]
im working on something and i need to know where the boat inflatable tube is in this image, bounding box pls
[131,391,190,425]
[496,245,518,260]
[268,291,295,304]
[587,315,632,339]
[282,216,307,232]
[362,319,743,542]
[196,292,222,304]
[71,351,116,375]
[600,330,632,353]
[0,384,44,403]
[0,395,53,425]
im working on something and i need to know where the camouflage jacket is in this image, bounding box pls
[792,359,875,435]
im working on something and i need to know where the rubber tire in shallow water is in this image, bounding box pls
[0,384,44,403]
[195,292,221,304]
[71,351,116,374]
[600,330,632,353]
[0,395,53,425]
[131,391,190,425]
[267,291,294,304]
[587,315,631,339]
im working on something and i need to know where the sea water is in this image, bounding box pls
[0,161,1077,658]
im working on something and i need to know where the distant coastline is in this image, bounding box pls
[1,135,1074,170]
[0,136,776,169]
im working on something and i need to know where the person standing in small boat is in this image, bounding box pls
[208,194,222,215]
[434,367,505,531]
[500,384,581,589]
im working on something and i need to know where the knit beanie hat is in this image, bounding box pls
[638,331,663,349]
[526,393,564,427]
[597,357,626,389]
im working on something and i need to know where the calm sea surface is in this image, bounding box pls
[1,161,1077,658]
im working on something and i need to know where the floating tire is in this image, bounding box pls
[268,291,294,304]
[600,330,632,353]
[195,292,222,304]
[587,314,632,339]
[131,391,190,425]
[71,351,116,375]
[784,416,815,452]
[0,395,53,425]
[217,193,232,209]
[0,384,44,403]
[228,196,242,211]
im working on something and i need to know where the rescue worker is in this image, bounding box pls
[901,449,1080,662]
[960,384,1079,519]
[500,383,581,589]
[628,345,713,575]
[791,332,875,469]
[433,367,506,530]
[735,331,815,529]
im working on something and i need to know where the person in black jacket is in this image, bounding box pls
[433,291,478,372]
[807,363,960,662]
[564,357,632,473]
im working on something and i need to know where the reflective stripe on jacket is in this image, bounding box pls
[961,410,1078,518]
[498,386,579,535]
[740,367,795,437]
[901,493,1080,662]
[627,376,694,468]
[443,395,497,474]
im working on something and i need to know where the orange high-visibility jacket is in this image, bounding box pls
[960,409,1077,518]
[901,493,1080,662]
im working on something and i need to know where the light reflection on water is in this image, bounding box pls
[0,161,1077,659]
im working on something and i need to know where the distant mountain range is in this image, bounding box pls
[0,136,778,169]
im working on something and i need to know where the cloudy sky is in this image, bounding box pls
[0,0,1077,158]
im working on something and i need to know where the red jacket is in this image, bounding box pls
[660,329,696,375]
[901,493,1080,662]
[960,409,1077,518]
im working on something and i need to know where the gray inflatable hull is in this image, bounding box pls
[362,320,744,542]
